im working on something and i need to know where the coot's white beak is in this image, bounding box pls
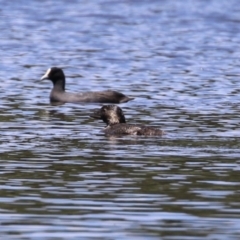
[40,68,51,81]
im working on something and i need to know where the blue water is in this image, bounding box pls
[0,0,240,239]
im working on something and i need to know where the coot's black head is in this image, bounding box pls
[91,105,126,126]
[41,67,65,90]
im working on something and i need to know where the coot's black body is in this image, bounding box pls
[40,67,134,104]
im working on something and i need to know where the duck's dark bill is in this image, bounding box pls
[90,109,102,119]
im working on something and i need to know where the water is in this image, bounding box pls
[1,0,240,239]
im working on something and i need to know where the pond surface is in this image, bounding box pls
[1,0,240,239]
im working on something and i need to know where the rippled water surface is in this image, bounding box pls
[1,0,240,239]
